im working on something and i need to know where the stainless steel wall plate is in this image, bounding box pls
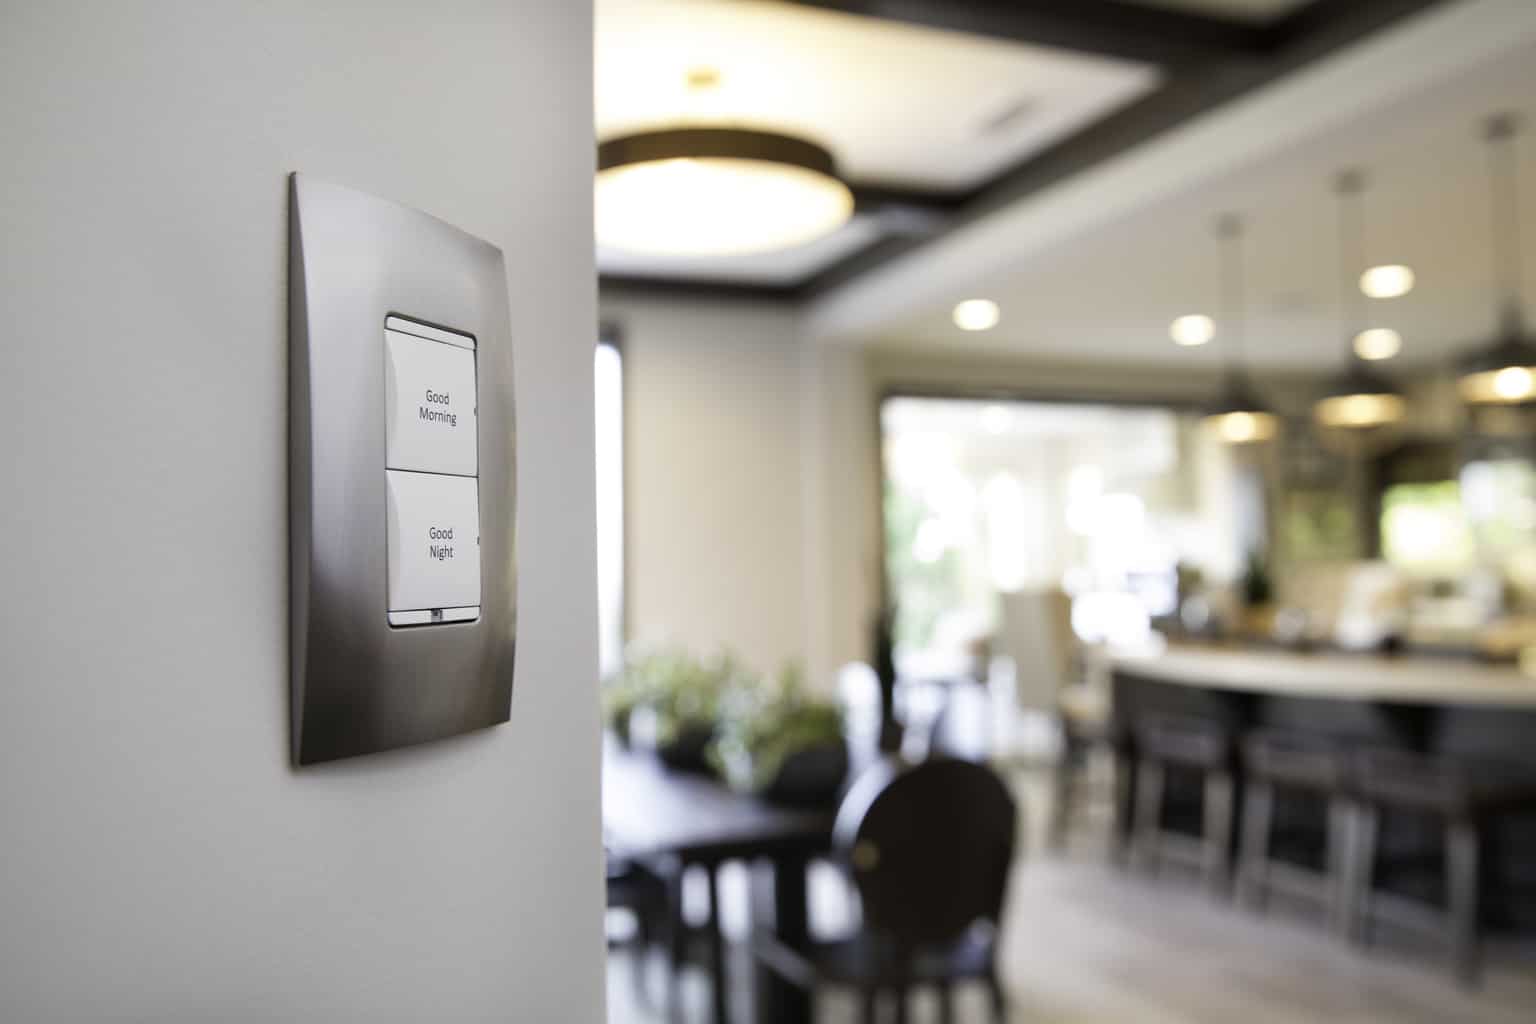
[288,174,516,765]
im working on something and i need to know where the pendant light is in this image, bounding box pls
[1314,170,1407,430]
[1458,113,1536,405]
[1205,214,1279,444]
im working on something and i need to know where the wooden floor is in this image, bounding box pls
[607,857,1536,1023]
[607,768,1536,1023]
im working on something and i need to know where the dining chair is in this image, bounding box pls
[753,757,1018,1023]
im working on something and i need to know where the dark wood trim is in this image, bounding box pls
[784,0,1271,67]
[604,0,1450,303]
[599,274,801,303]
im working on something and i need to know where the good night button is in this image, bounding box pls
[385,470,481,613]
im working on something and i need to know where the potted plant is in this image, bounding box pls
[710,663,848,806]
[621,649,743,773]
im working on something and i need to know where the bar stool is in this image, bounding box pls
[1348,748,1536,986]
[1133,714,1235,892]
[1236,730,1354,932]
[1048,710,1137,862]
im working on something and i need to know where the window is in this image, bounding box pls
[595,334,624,678]
[881,396,1238,675]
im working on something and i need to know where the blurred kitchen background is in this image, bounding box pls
[594,2,1536,1021]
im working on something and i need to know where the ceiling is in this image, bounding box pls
[596,0,1448,292]
[596,0,1159,192]
[827,0,1536,371]
[596,0,1160,284]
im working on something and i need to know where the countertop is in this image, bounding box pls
[1109,642,1536,708]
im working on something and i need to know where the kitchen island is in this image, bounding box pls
[1109,642,1536,930]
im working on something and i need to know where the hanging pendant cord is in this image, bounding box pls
[1334,170,1366,368]
[1487,114,1526,333]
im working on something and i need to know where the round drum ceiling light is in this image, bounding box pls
[595,128,854,256]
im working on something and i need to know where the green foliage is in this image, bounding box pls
[709,660,844,792]
[1241,549,1274,607]
[605,648,753,744]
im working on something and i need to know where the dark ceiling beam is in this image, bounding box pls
[851,183,965,237]
[599,274,801,304]
[782,0,1270,67]
[801,0,1450,299]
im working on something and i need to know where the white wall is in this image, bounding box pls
[605,294,816,679]
[0,3,603,1020]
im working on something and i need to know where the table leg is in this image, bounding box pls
[753,853,813,1023]
[667,864,687,1024]
[707,863,729,1024]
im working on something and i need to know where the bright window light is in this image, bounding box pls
[595,342,624,678]
[982,404,1013,434]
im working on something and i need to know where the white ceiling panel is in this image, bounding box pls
[596,0,1160,193]
[880,50,1536,371]
[814,0,1536,372]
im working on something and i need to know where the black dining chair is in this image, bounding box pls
[753,757,1018,1024]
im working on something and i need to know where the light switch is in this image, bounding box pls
[385,322,477,477]
[386,470,481,625]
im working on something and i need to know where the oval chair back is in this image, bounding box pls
[833,757,1018,950]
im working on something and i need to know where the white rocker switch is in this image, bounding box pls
[385,469,481,626]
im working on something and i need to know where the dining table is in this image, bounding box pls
[602,734,838,1023]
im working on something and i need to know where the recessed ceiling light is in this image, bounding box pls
[1354,328,1402,361]
[1170,314,1215,347]
[953,299,1000,332]
[1360,264,1415,299]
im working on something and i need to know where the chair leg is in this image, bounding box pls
[1326,798,1356,938]
[988,968,1008,1024]
[1049,739,1077,852]
[1134,759,1165,874]
[936,980,955,1024]
[1348,805,1380,947]
[1447,819,1481,988]
[860,986,880,1024]
[1236,780,1274,910]
[1110,749,1136,867]
[666,867,687,1024]
[1204,771,1235,896]
[630,910,651,1009]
